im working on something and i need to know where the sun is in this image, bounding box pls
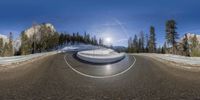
[105,37,112,43]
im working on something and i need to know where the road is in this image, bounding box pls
[0,52,200,100]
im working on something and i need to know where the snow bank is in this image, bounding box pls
[0,51,57,65]
[77,49,125,64]
[136,53,200,66]
[154,54,200,65]
[60,44,101,52]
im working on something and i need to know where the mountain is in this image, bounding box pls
[0,34,9,44]
[181,33,200,42]
[11,23,57,52]
[23,23,56,40]
[112,46,127,52]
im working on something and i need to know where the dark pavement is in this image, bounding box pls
[0,52,200,100]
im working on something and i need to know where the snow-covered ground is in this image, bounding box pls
[60,44,101,52]
[0,44,123,65]
[0,44,102,65]
[77,49,125,63]
[80,49,117,55]
[154,54,200,66]
[0,51,57,65]
[135,53,200,66]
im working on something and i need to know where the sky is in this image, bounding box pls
[0,0,200,47]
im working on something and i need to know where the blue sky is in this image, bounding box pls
[0,0,200,46]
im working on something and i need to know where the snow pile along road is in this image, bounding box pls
[0,51,57,65]
[154,54,200,66]
[77,49,125,64]
[60,44,101,52]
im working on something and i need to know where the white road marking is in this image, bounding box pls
[63,54,136,79]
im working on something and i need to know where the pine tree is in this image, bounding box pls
[3,42,9,56]
[191,34,198,49]
[0,38,3,56]
[20,31,31,55]
[161,46,165,54]
[149,26,156,53]
[139,31,145,52]
[31,33,36,54]
[182,34,190,56]
[133,34,139,53]
[128,37,133,53]
[165,19,179,54]
[8,32,13,56]
[190,34,200,56]
[99,38,103,46]
[163,42,167,54]
[145,33,149,53]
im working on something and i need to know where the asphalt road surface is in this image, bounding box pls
[0,52,200,100]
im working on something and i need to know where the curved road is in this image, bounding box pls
[0,52,200,100]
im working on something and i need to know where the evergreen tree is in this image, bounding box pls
[128,37,133,53]
[161,46,165,54]
[165,19,179,54]
[99,38,103,46]
[191,34,198,49]
[149,26,156,53]
[8,32,13,56]
[133,34,139,53]
[139,31,145,52]
[190,34,200,56]
[20,31,31,55]
[157,46,162,53]
[31,33,36,54]
[145,33,149,53]
[3,42,9,56]
[182,34,190,56]
[0,38,3,56]
[163,42,167,54]
[72,33,75,44]
[76,32,80,44]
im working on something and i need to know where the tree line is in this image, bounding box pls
[0,32,14,56]
[0,25,103,56]
[20,31,103,55]
[127,26,157,53]
[127,19,200,57]
[1,20,200,57]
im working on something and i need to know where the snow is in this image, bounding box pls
[139,53,200,66]
[60,44,101,52]
[59,44,125,63]
[80,49,116,55]
[77,49,125,63]
[0,51,57,65]
[154,54,200,65]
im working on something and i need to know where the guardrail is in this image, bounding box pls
[0,51,57,65]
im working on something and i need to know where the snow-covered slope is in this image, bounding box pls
[154,54,200,65]
[0,51,57,66]
[77,49,125,63]
[137,53,200,66]
[60,44,101,52]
